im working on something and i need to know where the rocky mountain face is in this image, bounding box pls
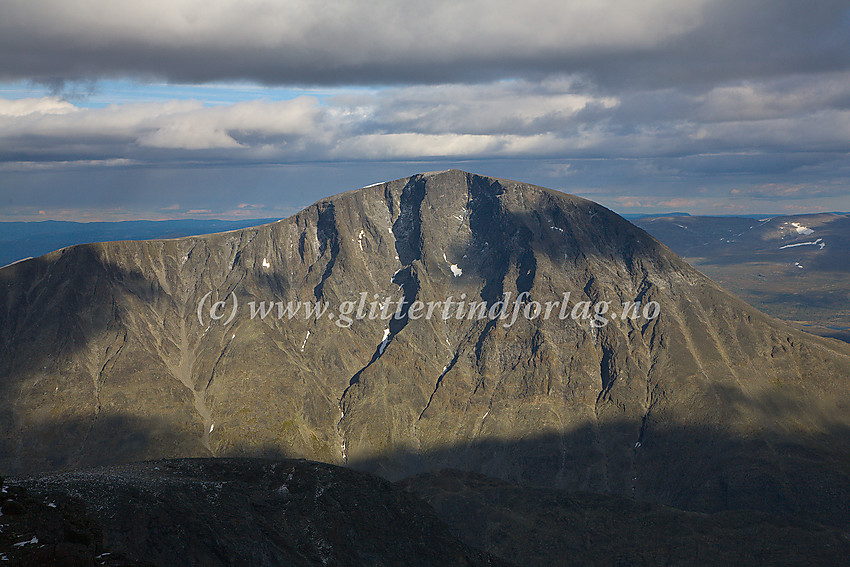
[1,170,849,527]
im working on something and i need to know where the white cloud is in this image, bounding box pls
[0,97,76,117]
[0,96,325,156]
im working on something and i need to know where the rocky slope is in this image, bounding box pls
[0,473,148,566]
[7,458,504,566]
[1,170,849,526]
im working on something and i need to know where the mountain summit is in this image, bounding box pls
[2,170,849,525]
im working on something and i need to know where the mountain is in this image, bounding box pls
[1,170,849,529]
[634,213,850,336]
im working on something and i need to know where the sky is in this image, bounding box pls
[1,0,849,221]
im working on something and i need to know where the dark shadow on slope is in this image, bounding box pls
[5,407,850,531]
[399,468,850,567]
[1,413,209,478]
[0,247,175,472]
[0,244,167,373]
[345,419,850,531]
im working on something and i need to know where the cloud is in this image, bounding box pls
[0,0,704,86]
[0,97,77,116]
[1,1,847,90]
[0,96,325,160]
[1,73,849,173]
[1,1,849,219]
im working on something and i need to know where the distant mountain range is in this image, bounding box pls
[633,213,850,340]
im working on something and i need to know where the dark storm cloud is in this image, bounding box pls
[0,1,847,90]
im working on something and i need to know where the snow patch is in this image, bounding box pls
[444,250,462,276]
[550,225,564,233]
[363,181,385,188]
[357,230,365,251]
[13,536,38,547]
[378,328,390,355]
[47,502,56,508]
[209,423,215,433]
[791,222,814,235]
[779,238,822,249]
[262,257,271,268]
[301,330,310,352]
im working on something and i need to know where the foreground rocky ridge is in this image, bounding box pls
[0,473,148,566]
[4,459,504,566]
[5,459,848,567]
[1,170,849,526]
